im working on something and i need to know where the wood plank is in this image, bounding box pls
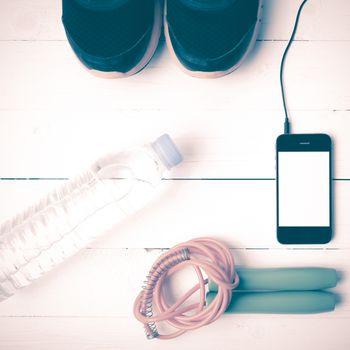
[0,0,349,41]
[0,248,348,317]
[1,39,349,179]
[0,316,349,350]
[0,40,349,112]
[0,180,349,249]
[0,110,349,179]
[0,0,64,41]
[0,249,348,349]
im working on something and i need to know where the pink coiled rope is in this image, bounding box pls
[133,237,239,340]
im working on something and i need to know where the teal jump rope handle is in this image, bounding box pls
[208,267,337,292]
[206,291,336,314]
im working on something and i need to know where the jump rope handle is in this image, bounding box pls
[208,267,338,292]
[206,290,336,314]
[207,267,338,314]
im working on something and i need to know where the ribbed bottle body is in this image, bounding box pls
[0,146,166,300]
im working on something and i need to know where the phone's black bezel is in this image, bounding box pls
[276,133,333,244]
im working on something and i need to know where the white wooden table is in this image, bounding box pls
[0,0,349,349]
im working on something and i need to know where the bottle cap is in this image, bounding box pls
[151,134,183,170]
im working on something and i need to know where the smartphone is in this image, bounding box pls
[276,134,333,244]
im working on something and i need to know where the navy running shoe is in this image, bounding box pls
[164,0,263,78]
[62,0,162,78]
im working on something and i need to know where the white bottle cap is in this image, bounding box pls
[151,134,183,170]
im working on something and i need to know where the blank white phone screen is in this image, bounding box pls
[278,152,330,227]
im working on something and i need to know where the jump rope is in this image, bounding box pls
[133,238,239,340]
[133,237,337,339]
[133,0,339,340]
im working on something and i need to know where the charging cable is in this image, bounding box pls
[280,0,309,134]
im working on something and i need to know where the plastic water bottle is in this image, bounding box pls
[0,134,182,301]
